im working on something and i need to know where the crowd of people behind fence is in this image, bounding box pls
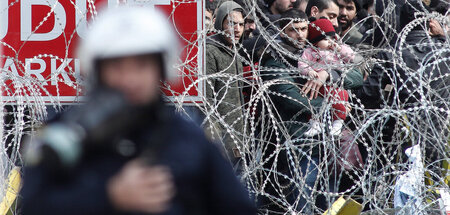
[203,0,449,213]
[16,0,449,214]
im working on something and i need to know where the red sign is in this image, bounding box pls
[0,0,203,103]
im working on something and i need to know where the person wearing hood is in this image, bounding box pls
[204,1,247,164]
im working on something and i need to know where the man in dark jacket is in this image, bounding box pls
[258,9,364,214]
[20,6,256,215]
[204,1,247,162]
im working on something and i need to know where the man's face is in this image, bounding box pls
[272,0,297,14]
[205,10,213,31]
[311,1,339,29]
[99,55,161,105]
[222,11,244,45]
[244,19,256,38]
[282,21,308,48]
[338,0,357,31]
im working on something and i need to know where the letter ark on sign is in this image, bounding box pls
[1,0,203,103]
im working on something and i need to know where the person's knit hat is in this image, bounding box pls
[308,18,336,44]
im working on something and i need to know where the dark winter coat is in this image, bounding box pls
[20,105,256,215]
[353,30,449,162]
[354,31,449,109]
[205,35,246,159]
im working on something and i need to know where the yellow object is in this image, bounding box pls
[443,157,450,187]
[0,167,21,215]
[323,196,362,215]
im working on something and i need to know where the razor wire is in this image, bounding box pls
[0,0,449,214]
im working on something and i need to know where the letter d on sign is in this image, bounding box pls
[21,0,67,41]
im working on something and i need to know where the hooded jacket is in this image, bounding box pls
[214,1,245,32]
[204,1,246,161]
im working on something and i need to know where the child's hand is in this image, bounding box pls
[331,41,342,52]
[345,103,352,114]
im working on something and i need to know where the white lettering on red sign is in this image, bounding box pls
[21,0,67,41]
[75,0,88,39]
[0,1,7,39]
[2,58,81,86]
[1,0,203,103]
[2,59,20,77]
[0,0,173,41]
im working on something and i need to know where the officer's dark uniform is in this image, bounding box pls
[20,101,257,215]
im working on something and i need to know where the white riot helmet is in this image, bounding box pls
[78,6,180,84]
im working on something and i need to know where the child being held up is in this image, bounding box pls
[298,18,354,137]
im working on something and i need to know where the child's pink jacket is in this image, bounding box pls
[298,45,355,75]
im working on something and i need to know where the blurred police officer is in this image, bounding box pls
[20,6,256,215]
